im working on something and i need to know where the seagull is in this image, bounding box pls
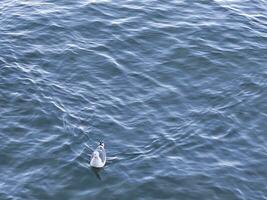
[90,141,106,168]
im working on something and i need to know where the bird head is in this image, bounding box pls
[99,141,104,148]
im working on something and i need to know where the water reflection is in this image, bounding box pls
[91,167,103,180]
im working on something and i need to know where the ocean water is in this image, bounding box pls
[0,0,267,199]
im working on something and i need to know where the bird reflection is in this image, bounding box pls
[91,167,103,180]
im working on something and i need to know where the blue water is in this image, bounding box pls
[1,0,267,199]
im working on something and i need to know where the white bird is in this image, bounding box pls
[90,142,106,168]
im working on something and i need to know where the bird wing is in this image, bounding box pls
[97,147,106,163]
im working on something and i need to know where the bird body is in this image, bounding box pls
[90,142,106,168]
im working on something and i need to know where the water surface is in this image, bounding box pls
[0,0,267,199]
